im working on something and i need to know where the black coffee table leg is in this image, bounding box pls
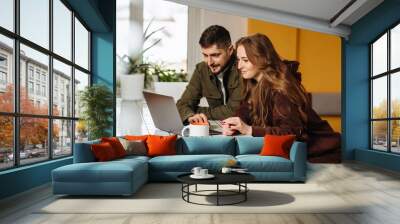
[187,184,190,201]
[245,183,247,201]
[180,183,249,206]
[216,184,219,206]
[182,183,190,202]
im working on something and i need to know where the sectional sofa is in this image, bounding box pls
[52,136,307,196]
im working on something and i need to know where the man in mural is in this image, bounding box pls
[177,25,243,124]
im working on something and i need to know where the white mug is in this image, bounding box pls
[181,124,209,137]
[200,169,208,176]
[191,167,202,176]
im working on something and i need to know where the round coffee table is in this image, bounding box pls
[177,173,255,206]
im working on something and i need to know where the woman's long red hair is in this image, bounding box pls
[235,33,310,127]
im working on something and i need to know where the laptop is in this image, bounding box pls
[143,91,223,135]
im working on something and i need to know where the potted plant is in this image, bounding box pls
[118,56,151,100]
[79,84,113,140]
[117,20,164,100]
[151,64,189,102]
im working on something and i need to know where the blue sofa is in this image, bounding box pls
[52,136,307,196]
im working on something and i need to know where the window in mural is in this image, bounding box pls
[371,23,400,154]
[0,0,91,170]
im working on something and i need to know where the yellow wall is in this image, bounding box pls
[247,19,342,132]
[247,20,298,61]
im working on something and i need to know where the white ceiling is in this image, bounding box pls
[166,0,384,38]
[224,0,352,22]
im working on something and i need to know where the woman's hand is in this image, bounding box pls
[222,122,236,136]
[222,117,252,136]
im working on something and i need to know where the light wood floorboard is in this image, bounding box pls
[1,161,400,224]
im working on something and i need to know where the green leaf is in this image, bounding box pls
[79,84,113,140]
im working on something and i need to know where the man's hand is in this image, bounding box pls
[222,117,252,135]
[188,113,208,124]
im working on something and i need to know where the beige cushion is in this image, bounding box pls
[118,138,147,156]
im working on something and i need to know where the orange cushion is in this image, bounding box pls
[91,142,117,161]
[125,135,148,141]
[146,135,177,157]
[260,134,296,159]
[101,137,126,158]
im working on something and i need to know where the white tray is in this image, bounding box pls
[190,174,215,179]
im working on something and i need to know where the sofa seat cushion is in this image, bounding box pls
[236,155,293,172]
[116,155,150,163]
[53,159,147,183]
[149,154,235,172]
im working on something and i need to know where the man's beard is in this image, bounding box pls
[209,64,221,74]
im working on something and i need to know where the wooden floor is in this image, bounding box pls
[1,162,400,224]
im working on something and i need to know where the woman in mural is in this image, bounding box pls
[222,33,341,163]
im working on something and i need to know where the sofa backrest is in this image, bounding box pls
[235,136,264,155]
[74,136,267,162]
[176,136,236,155]
[73,140,100,163]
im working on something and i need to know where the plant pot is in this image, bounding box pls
[153,82,188,102]
[118,100,143,135]
[120,74,144,100]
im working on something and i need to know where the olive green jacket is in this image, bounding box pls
[176,57,244,122]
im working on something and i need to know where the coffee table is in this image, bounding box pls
[177,172,255,206]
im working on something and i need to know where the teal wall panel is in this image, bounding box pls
[355,149,400,172]
[0,158,72,199]
[91,0,116,135]
[91,32,115,136]
[92,32,114,87]
[65,0,110,32]
[343,44,370,159]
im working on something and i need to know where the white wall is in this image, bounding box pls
[187,7,247,76]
